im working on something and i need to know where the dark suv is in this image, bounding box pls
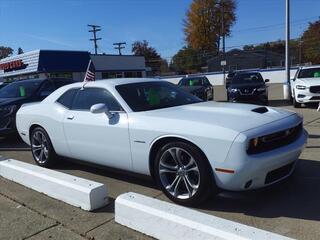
[0,78,73,136]
[178,76,214,101]
[226,71,269,105]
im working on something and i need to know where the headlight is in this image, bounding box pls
[0,105,17,115]
[256,87,266,92]
[228,88,238,93]
[296,85,306,90]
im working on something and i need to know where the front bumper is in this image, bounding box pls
[213,120,307,191]
[0,115,16,136]
[229,92,268,104]
[295,88,320,103]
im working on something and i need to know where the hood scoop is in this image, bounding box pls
[251,106,269,114]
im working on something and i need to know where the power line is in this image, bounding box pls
[88,24,102,54]
[113,42,126,55]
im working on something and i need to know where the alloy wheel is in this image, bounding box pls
[31,130,49,164]
[159,147,200,199]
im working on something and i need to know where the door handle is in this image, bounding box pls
[67,115,74,120]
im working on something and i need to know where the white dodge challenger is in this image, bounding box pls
[16,78,307,205]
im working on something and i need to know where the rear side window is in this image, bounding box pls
[72,88,122,111]
[56,88,78,109]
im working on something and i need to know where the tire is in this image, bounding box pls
[30,127,57,168]
[293,97,301,108]
[154,141,215,206]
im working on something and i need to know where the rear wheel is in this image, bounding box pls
[154,141,214,206]
[30,127,57,167]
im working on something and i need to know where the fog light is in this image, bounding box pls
[297,94,306,98]
[244,180,252,189]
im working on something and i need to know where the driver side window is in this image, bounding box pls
[72,87,122,111]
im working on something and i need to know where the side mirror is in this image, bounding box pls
[264,79,270,83]
[90,103,114,119]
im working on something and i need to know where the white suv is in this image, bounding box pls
[290,65,320,108]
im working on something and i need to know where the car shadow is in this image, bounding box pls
[52,157,157,190]
[268,99,292,107]
[198,158,320,222]
[0,136,29,150]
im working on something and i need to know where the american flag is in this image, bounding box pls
[84,60,95,82]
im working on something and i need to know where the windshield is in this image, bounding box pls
[179,78,203,86]
[116,81,203,112]
[232,73,264,84]
[298,68,320,78]
[0,81,41,98]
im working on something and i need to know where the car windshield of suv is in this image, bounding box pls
[298,68,320,78]
[116,81,203,112]
[0,80,41,98]
[179,78,203,86]
[231,73,264,84]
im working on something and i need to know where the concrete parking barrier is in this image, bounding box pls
[115,192,294,240]
[0,159,108,211]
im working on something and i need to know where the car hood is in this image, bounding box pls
[296,78,320,86]
[142,101,295,133]
[0,97,22,106]
[179,86,204,93]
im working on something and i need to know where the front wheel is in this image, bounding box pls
[293,97,302,108]
[154,142,214,206]
[30,127,57,167]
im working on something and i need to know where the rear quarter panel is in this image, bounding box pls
[16,102,70,156]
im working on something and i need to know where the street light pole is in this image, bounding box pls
[284,0,291,100]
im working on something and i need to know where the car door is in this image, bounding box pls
[63,87,132,171]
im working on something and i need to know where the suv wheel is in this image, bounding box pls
[154,141,215,206]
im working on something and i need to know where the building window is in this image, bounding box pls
[124,71,142,78]
[49,72,73,79]
[102,72,123,79]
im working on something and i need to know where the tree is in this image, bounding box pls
[301,19,320,64]
[170,46,206,73]
[184,0,236,54]
[132,40,164,75]
[17,47,24,54]
[0,46,14,59]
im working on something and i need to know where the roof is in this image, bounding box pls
[300,65,320,70]
[68,78,161,88]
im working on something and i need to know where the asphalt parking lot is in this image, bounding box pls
[1,84,320,240]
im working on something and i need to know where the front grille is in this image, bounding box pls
[247,123,303,154]
[239,87,255,95]
[310,86,320,93]
[310,96,320,100]
[265,162,294,184]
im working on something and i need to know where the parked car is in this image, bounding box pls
[290,65,320,108]
[0,78,73,136]
[0,82,8,89]
[16,78,307,206]
[178,76,214,101]
[227,71,269,105]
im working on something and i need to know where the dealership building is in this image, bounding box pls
[0,50,146,82]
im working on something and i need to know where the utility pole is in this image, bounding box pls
[113,42,126,55]
[88,24,102,54]
[221,2,226,85]
[299,39,303,65]
[284,0,291,100]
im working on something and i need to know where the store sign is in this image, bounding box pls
[0,60,28,72]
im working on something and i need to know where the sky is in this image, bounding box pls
[0,0,319,61]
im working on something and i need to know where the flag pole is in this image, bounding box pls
[81,59,92,89]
